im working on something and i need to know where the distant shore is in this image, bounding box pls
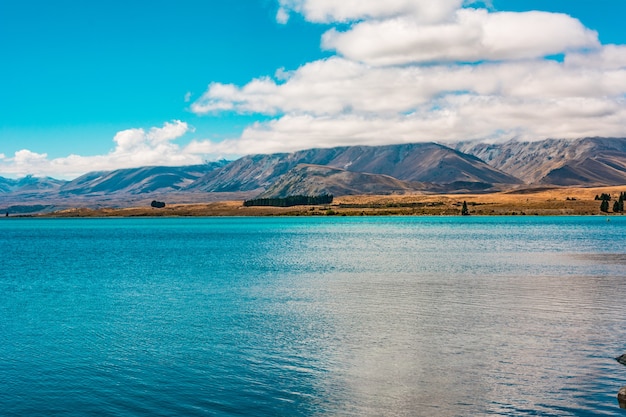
[27,185,626,217]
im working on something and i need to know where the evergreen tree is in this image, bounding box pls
[619,192,625,212]
[600,199,609,213]
[461,201,469,216]
[243,194,333,207]
[614,200,620,213]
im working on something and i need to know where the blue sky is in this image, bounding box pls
[2,0,626,178]
[1,1,327,157]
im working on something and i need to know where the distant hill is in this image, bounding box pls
[457,137,626,185]
[60,163,228,195]
[0,177,17,193]
[0,164,228,213]
[0,175,66,194]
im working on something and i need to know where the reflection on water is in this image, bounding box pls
[292,271,626,416]
[261,217,626,416]
[1,216,626,416]
[571,253,626,265]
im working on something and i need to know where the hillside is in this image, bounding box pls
[189,142,520,193]
[457,137,626,185]
[60,163,227,195]
[0,175,66,194]
[0,163,230,213]
[256,164,434,198]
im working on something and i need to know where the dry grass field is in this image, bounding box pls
[40,185,626,217]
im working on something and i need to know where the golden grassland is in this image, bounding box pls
[40,185,626,217]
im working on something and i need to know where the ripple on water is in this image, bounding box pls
[1,217,626,416]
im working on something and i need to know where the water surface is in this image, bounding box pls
[1,216,626,416]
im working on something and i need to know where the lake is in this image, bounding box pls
[1,216,626,416]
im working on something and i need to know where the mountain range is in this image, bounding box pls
[2,137,626,213]
[456,137,626,185]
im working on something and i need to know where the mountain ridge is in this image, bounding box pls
[3,138,626,212]
[457,137,626,185]
[187,142,520,194]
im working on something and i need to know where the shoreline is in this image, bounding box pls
[23,185,626,218]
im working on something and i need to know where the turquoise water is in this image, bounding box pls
[1,216,626,416]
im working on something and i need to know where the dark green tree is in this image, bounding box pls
[461,201,469,216]
[600,199,610,213]
[243,194,333,207]
[613,200,620,213]
[619,192,625,212]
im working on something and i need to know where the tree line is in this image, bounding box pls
[243,194,334,207]
[596,192,625,213]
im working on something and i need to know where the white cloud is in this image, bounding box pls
[187,1,626,156]
[276,7,290,24]
[191,58,626,117]
[0,121,201,179]
[113,128,146,152]
[277,0,463,24]
[148,120,193,143]
[13,149,49,165]
[322,9,599,65]
[565,44,626,70]
[188,52,626,153]
[188,95,626,156]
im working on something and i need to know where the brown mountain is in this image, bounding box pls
[9,137,626,210]
[256,164,436,198]
[189,142,521,194]
[457,137,626,186]
[60,163,227,195]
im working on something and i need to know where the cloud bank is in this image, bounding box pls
[0,121,201,179]
[189,0,626,155]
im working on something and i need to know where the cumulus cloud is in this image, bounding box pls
[277,0,463,24]
[13,150,49,165]
[187,1,626,156]
[565,44,626,70]
[188,95,626,156]
[322,9,599,65]
[276,6,290,24]
[191,58,626,117]
[0,121,200,179]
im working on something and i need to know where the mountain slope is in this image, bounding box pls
[0,177,17,193]
[0,175,67,195]
[257,164,434,198]
[61,163,227,195]
[189,142,521,193]
[540,151,626,186]
[457,137,626,185]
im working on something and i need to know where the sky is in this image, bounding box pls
[1,0,626,179]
